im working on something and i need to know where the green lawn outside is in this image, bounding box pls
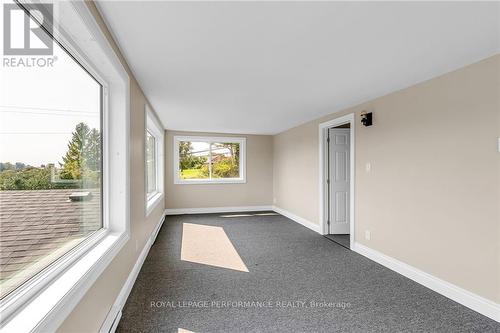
[180,168,208,179]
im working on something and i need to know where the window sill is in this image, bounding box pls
[146,192,164,217]
[0,231,129,333]
[174,178,247,185]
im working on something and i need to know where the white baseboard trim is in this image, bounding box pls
[272,206,321,234]
[352,242,500,322]
[165,205,273,215]
[99,210,167,333]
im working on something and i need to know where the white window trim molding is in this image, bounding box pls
[173,136,247,185]
[0,1,130,332]
[145,105,164,216]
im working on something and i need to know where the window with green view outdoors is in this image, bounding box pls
[175,137,245,183]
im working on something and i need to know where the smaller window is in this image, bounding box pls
[145,106,164,215]
[146,131,157,196]
[174,136,246,184]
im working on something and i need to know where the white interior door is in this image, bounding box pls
[328,128,350,234]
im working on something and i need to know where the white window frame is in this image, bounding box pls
[173,136,247,184]
[146,130,158,193]
[145,105,164,216]
[0,2,130,332]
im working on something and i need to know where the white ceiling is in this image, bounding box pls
[97,1,499,135]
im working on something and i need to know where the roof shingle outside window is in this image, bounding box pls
[0,189,101,299]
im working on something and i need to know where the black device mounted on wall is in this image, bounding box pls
[361,112,373,127]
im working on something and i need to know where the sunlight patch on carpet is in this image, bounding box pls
[181,223,249,272]
[178,329,196,333]
[220,214,253,218]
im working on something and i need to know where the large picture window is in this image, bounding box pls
[0,2,130,330]
[0,4,102,300]
[174,136,246,184]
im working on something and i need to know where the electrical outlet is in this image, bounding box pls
[365,162,371,173]
[365,230,371,240]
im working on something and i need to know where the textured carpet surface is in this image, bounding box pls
[117,213,500,333]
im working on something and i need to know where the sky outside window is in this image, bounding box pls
[0,1,101,167]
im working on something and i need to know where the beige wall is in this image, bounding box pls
[273,55,500,303]
[57,3,165,332]
[165,131,273,209]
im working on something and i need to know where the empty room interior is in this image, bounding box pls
[0,1,499,332]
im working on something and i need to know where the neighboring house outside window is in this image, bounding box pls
[173,136,246,184]
[145,106,164,216]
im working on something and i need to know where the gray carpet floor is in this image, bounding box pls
[117,212,500,333]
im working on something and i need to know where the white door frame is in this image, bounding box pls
[318,113,355,246]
